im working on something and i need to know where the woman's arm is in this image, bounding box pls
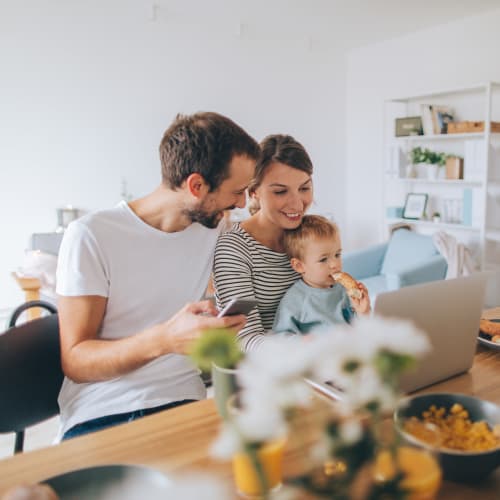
[213,232,268,351]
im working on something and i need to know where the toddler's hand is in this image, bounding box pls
[349,282,371,315]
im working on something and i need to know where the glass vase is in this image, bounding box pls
[212,363,239,419]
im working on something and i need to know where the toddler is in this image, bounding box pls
[273,215,371,335]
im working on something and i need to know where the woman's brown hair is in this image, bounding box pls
[248,134,313,214]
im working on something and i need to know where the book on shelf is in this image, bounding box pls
[434,106,454,134]
[462,188,482,227]
[420,104,454,135]
[420,105,434,135]
[389,145,406,178]
[464,140,487,182]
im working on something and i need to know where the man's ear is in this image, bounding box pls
[290,257,305,274]
[185,173,208,199]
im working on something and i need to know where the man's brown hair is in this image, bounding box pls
[282,215,338,260]
[159,112,260,191]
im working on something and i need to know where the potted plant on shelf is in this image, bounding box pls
[425,150,446,180]
[407,148,447,179]
[406,147,426,178]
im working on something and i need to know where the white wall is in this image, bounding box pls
[345,7,500,250]
[0,1,346,310]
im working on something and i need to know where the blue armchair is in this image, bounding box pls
[343,228,447,300]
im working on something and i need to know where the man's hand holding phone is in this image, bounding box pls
[217,298,258,318]
[163,300,249,355]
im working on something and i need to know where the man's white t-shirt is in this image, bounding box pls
[56,201,220,436]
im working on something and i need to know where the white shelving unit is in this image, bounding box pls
[394,132,485,142]
[392,178,483,187]
[383,82,500,271]
[386,218,481,232]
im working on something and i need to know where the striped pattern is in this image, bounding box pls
[213,223,300,350]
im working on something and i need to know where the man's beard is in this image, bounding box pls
[185,205,236,229]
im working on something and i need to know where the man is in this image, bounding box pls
[56,112,260,439]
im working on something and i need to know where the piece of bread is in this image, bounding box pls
[332,272,362,299]
[479,318,500,337]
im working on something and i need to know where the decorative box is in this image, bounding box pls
[445,157,464,180]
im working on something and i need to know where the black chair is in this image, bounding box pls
[0,300,63,453]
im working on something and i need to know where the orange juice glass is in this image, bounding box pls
[232,439,286,498]
[373,446,442,500]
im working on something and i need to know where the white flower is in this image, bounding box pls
[237,337,317,424]
[339,418,363,444]
[239,336,315,383]
[236,406,287,442]
[356,316,431,357]
[234,378,310,443]
[341,365,399,413]
[211,424,242,459]
[309,316,429,392]
[166,474,231,500]
[310,439,330,464]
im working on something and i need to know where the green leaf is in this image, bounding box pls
[189,328,243,372]
[342,359,361,373]
[374,351,416,380]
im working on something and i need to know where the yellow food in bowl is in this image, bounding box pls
[404,404,500,452]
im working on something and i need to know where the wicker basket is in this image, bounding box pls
[447,121,500,134]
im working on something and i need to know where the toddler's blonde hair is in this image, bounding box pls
[282,215,339,260]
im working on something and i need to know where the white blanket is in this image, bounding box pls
[17,250,58,301]
[432,231,476,279]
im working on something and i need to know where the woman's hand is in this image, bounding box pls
[349,283,371,315]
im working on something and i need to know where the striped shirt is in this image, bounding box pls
[213,223,300,350]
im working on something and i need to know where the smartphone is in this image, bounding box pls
[217,298,258,318]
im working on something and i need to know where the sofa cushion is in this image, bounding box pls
[381,229,439,275]
[362,275,389,302]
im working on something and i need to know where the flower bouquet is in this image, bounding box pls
[191,316,441,499]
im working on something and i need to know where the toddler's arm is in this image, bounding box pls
[349,282,371,315]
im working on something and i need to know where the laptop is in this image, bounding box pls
[306,273,487,399]
[375,273,487,392]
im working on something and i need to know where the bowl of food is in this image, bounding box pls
[394,393,500,482]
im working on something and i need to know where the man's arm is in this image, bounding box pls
[59,295,246,383]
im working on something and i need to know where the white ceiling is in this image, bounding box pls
[158,0,500,49]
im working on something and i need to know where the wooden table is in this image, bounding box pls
[0,316,499,499]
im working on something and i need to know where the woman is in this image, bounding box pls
[213,134,314,350]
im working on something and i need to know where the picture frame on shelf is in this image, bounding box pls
[403,193,428,220]
[395,116,423,137]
